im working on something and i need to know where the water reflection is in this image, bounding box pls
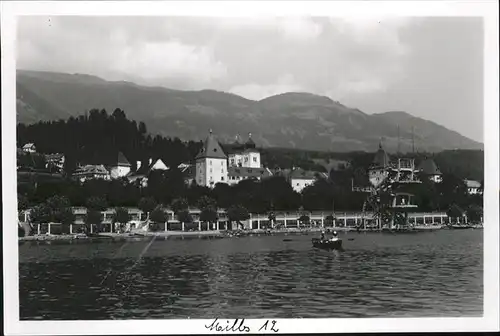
[19,231,483,319]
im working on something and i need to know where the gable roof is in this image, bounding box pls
[195,131,227,160]
[22,143,36,149]
[465,179,481,188]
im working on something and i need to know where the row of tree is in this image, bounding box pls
[18,168,482,219]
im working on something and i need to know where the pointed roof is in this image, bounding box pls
[372,142,390,168]
[195,130,227,160]
[115,151,131,167]
[245,132,256,149]
[417,158,441,175]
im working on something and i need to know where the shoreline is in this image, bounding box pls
[18,224,482,243]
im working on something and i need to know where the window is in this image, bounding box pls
[253,157,257,162]
[245,157,249,162]
[231,159,235,165]
[221,177,224,181]
[210,169,212,173]
[209,160,212,165]
[221,169,224,173]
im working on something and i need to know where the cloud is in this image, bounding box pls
[229,74,304,100]
[111,40,227,86]
[213,16,322,41]
[17,16,227,89]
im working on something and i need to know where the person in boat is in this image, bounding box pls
[320,231,326,241]
[329,231,339,242]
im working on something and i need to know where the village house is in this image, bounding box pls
[22,143,37,153]
[45,153,66,172]
[465,179,482,195]
[288,168,328,193]
[126,158,169,187]
[72,164,111,183]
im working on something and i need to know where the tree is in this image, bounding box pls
[227,204,250,230]
[112,207,131,232]
[200,208,218,225]
[176,210,192,224]
[18,194,29,212]
[149,206,166,232]
[325,214,335,226]
[446,204,464,224]
[298,214,310,225]
[86,196,108,211]
[466,204,483,223]
[138,197,157,220]
[84,210,103,234]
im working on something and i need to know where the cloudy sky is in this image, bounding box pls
[17,16,483,142]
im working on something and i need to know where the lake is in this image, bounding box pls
[19,230,483,319]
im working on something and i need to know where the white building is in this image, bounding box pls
[22,143,37,153]
[195,130,228,188]
[109,152,131,179]
[228,133,261,169]
[289,168,328,193]
[465,179,482,195]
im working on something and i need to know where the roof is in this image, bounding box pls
[114,151,131,167]
[195,130,227,160]
[228,166,272,178]
[465,179,481,188]
[417,158,441,175]
[245,133,256,149]
[135,158,168,175]
[74,165,109,176]
[372,143,390,168]
[289,168,325,180]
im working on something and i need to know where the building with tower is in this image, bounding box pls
[195,130,228,188]
[227,133,261,169]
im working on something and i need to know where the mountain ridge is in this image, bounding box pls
[16,69,483,153]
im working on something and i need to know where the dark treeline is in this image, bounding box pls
[17,108,203,174]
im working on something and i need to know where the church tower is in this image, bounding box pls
[195,130,228,188]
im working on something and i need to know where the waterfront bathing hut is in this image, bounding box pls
[362,143,420,230]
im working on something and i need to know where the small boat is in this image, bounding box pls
[312,238,343,251]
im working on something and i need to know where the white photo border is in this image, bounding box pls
[2,1,499,335]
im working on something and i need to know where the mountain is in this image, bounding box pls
[16,70,483,153]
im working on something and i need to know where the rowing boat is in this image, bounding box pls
[312,238,343,251]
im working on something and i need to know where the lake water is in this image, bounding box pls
[19,230,483,319]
